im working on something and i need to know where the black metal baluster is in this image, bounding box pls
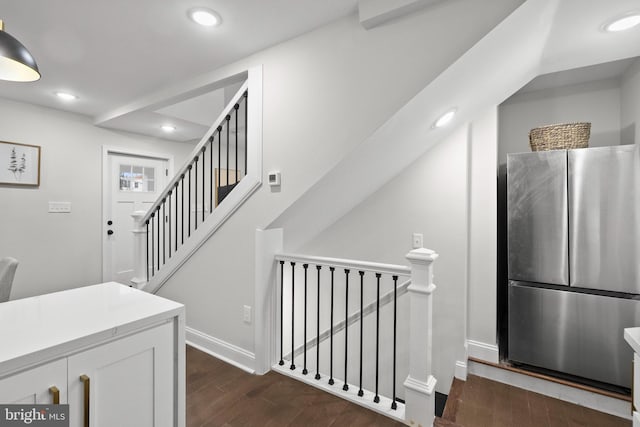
[343,269,350,391]
[150,213,155,276]
[174,182,179,252]
[374,273,381,403]
[315,265,321,380]
[358,270,364,397]
[392,275,398,410]
[279,261,285,366]
[234,103,239,183]
[290,262,296,370]
[181,175,185,245]
[329,267,335,386]
[156,206,160,269]
[145,220,149,282]
[167,192,172,259]
[244,91,248,176]
[217,126,222,206]
[226,114,230,186]
[303,263,308,375]
[201,148,205,223]
[194,156,198,231]
[188,165,192,237]
[209,136,213,214]
[162,199,166,265]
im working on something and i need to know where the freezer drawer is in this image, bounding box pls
[507,151,569,285]
[569,146,639,293]
[508,281,640,388]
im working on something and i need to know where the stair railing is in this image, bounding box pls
[130,81,248,288]
[274,247,438,426]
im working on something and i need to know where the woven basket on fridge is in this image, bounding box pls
[529,122,591,151]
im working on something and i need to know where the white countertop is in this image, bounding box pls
[0,282,184,377]
[624,327,640,355]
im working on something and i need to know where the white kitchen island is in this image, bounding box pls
[624,327,640,427]
[0,282,185,427]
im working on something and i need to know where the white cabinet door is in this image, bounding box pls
[0,359,67,404]
[635,353,640,413]
[67,323,174,427]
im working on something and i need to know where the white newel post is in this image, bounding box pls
[404,247,438,427]
[131,211,148,289]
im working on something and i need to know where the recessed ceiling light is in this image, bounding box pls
[161,124,176,132]
[188,8,221,27]
[55,91,77,101]
[434,109,456,128]
[604,14,640,32]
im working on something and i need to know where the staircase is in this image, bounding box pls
[130,67,263,293]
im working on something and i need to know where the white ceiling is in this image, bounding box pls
[0,0,358,141]
[2,0,640,145]
[517,57,637,94]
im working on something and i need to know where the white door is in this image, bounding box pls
[104,152,169,284]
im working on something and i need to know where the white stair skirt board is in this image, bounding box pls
[468,359,632,420]
[467,339,499,363]
[272,364,405,423]
[186,326,256,374]
[455,360,467,381]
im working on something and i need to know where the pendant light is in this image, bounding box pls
[0,19,40,82]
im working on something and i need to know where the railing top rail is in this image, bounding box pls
[275,252,411,277]
[141,80,249,223]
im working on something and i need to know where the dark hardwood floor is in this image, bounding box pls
[438,375,632,427]
[186,345,404,426]
[187,346,632,427]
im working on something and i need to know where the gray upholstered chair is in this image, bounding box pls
[0,257,18,303]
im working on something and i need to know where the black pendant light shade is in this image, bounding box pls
[0,20,40,82]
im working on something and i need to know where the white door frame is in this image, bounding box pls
[102,145,174,282]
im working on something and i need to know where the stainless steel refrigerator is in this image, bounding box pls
[507,145,639,389]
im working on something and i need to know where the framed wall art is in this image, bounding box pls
[0,141,41,186]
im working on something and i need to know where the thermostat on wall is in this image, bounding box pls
[268,171,281,186]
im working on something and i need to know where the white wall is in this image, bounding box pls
[499,78,623,166]
[466,108,499,357]
[0,99,195,299]
[300,127,469,394]
[157,0,522,363]
[622,57,640,144]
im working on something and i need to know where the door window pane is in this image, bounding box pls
[119,164,156,192]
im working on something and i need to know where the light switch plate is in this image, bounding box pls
[49,202,72,213]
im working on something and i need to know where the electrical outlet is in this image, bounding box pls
[243,305,252,324]
[412,233,423,249]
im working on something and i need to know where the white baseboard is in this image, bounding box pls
[466,339,499,363]
[186,326,256,374]
[468,359,632,420]
[454,360,467,381]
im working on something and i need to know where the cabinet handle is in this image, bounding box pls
[80,374,90,427]
[49,386,60,404]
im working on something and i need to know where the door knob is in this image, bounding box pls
[107,230,114,235]
[107,220,113,225]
